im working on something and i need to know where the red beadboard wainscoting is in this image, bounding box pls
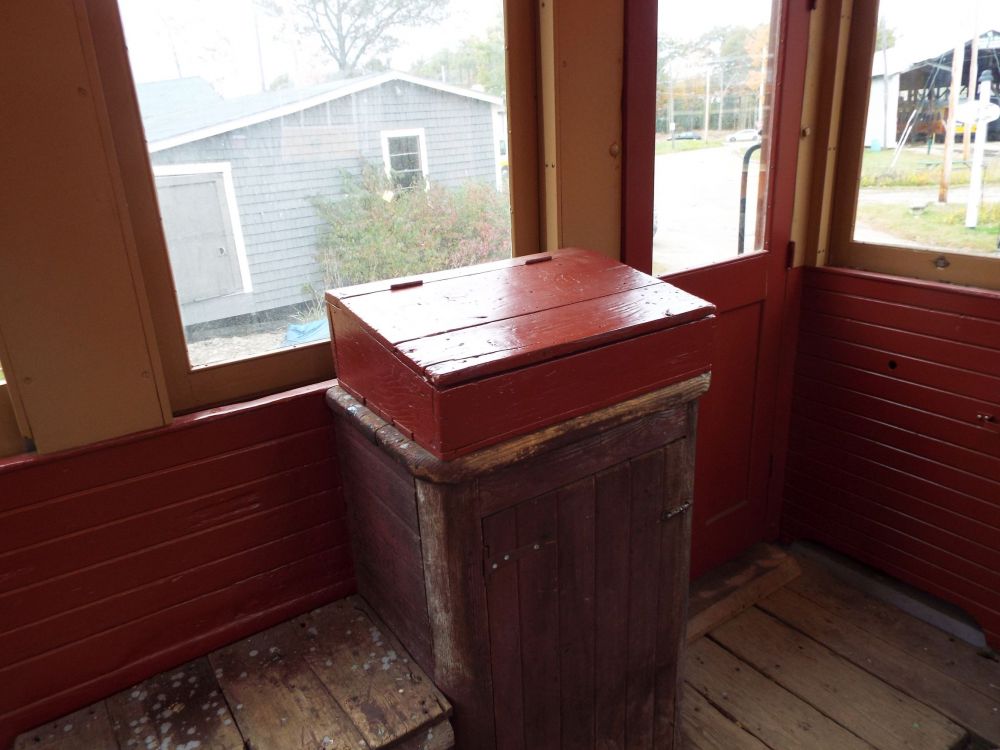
[782,267,1000,648]
[0,381,354,747]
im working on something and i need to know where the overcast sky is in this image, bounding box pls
[118,0,503,97]
[118,0,1000,98]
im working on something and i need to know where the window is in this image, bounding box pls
[382,129,427,189]
[830,0,1000,290]
[651,0,778,274]
[86,0,539,411]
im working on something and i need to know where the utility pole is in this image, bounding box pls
[703,65,711,141]
[965,69,993,228]
[940,41,964,203]
[963,2,980,161]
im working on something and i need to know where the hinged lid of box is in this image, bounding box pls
[326,248,715,459]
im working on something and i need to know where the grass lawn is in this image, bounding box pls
[655,136,725,154]
[860,147,1000,187]
[856,201,1000,255]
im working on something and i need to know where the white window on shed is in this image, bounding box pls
[381,129,427,189]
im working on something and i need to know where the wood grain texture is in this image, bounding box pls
[304,598,451,748]
[625,450,664,749]
[327,374,710,485]
[210,620,365,750]
[328,248,713,459]
[405,283,710,386]
[0,385,352,747]
[593,464,632,749]
[788,559,1000,704]
[712,607,967,750]
[105,657,244,750]
[679,684,770,750]
[759,586,1000,744]
[687,543,801,644]
[482,508,525,750]
[13,704,118,750]
[330,249,678,352]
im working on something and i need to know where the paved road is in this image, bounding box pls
[652,144,763,275]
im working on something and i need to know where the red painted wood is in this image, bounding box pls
[800,308,1000,377]
[625,449,664,749]
[329,248,714,459]
[515,493,561,747]
[483,509,526,750]
[0,385,352,745]
[783,515,1000,648]
[593,463,631,747]
[556,478,597,749]
[806,266,1000,321]
[437,317,713,457]
[641,0,811,578]
[803,288,1000,351]
[332,249,667,355]
[784,469,1000,573]
[784,266,1000,649]
[408,283,708,386]
[792,395,1000,485]
[620,0,656,274]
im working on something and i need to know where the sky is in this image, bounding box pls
[117,0,1000,98]
[118,0,503,97]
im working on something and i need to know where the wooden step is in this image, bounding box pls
[13,596,453,750]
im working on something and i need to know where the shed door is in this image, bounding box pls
[154,172,243,304]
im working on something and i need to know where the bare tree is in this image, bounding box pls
[263,0,448,75]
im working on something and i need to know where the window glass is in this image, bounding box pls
[852,1,1000,260]
[118,0,512,368]
[652,0,777,275]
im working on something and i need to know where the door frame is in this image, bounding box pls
[621,0,811,573]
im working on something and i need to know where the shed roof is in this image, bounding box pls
[137,71,503,153]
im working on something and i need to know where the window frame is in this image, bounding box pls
[381,128,429,189]
[828,0,1000,291]
[84,0,541,414]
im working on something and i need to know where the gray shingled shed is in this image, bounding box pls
[138,73,505,326]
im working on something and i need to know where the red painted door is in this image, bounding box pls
[622,0,809,577]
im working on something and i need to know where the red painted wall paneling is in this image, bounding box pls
[0,381,353,747]
[783,267,1000,647]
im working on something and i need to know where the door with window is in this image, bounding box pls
[625,0,809,576]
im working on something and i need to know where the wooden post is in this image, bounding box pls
[939,42,964,203]
[963,19,979,161]
[965,69,993,228]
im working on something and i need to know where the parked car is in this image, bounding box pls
[728,129,762,142]
[673,131,702,140]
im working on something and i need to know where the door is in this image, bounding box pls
[623,0,810,577]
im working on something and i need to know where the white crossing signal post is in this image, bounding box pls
[966,69,998,228]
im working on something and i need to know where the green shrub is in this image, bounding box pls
[314,164,511,289]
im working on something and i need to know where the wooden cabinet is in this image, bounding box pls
[328,373,707,749]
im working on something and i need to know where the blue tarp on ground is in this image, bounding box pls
[283,318,329,346]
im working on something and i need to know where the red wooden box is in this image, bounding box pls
[325,248,715,460]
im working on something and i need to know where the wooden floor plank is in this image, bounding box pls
[789,557,1000,702]
[209,619,365,750]
[14,703,118,750]
[760,585,1000,744]
[303,597,451,748]
[104,657,244,750]
[679,683,770,750]
[686,637,874,750]
[687,542,801,643]
[712,606,968,750]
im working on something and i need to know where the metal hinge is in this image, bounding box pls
[660,502,691,523]
[485,536,555,576]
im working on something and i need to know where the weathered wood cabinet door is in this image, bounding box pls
[329,376,706,749]
[483,444,691,749]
